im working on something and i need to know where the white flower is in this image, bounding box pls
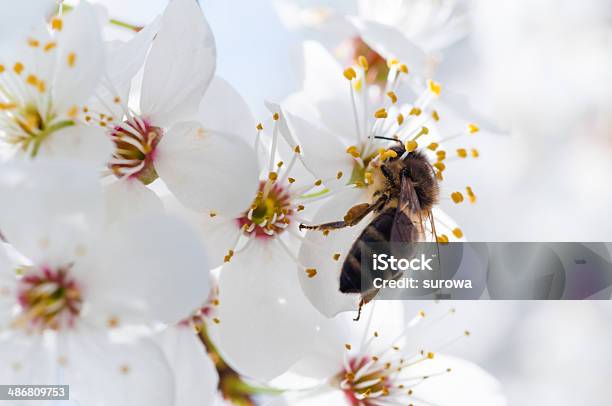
[0,1,113,163]
[80,0,258,218]
[0,160,210,405]
[173,99,325,382]
[155,323,220,406]
[281,41,479,317]
[274,0,470,65]
[274,302,506,406]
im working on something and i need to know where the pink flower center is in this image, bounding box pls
[338,356,393,405]
[17,266,82,330]
[237,181,293,239]
[109,118,163,184]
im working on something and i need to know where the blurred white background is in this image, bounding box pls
[88,0,612,404]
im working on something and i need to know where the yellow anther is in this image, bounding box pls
[223,249,235,263]
[452,228,463,238]
[386,91,397,104]
[354,78,363,92]
[37,81,46,93]
[297,205,305,211]
[26,74,38,86]
[0,102,17,110]
[294,145,301,154]
[44,42,56,52]
[427,352,435,359]
[409,107,422,116]
[466,186,476,203]
[387,58,399,68]
[399,64,409,74]
[67,106,79,119]
[396,113,404,126]
[268,172,278,181]
[113,96,121,103]
[346,145,360,158]
[51,17,63,31]
[13,62,24,75]
[451,192,464,204]
[288,177,295,183]
[433,162,445,172]
[428,79,442,96]
[345,344,352,351]
[471,148,479,158]
[213,318,220,324]
[436,150,446,160]
[418,126,429,136]
[67,52,76,67]
[431,110,440,121]
[256,123,264,131]
[437,234,449,244]
[314,179,322,186]
[365,172,373,184]
[427,142,439,151]
[27,38,39,47]
[332,253,341,261]
[358,55,368,71]
[468,123,479,134]
[405,140,418,152]
[209,211,217,218]
[273,112,280,121]
[374,108,388,119]
[336,171,343,179]
[0,64,4,73]
[343,67,356,81]
[457,148,467,158]
[382,150,397,161]
[305,268,317,278]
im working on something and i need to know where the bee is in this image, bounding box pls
[299,137,440,320]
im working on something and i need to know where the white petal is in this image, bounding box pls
[298,41,360,139]
[298,187,366,317]
[193,212,242,269]
[37,124,113,167]
[0,0,55,51]
[0,244,17,328]
[84,214,210,327]
[103,178,164,226]
[215,242,321,381]
[155,324,219,405]
[0,161,104,268]
[155,121,259,217]
[349,17,426,72]
[93,16,162,119]
[0,332,56,387]
[402,354,506,406]
[107,16,161,96]
[140,0,216,125]
[60,328,175,406]
[53,1,105,114]
[198,76,256,146]
[283,111,354,190]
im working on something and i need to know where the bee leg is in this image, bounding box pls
[353,298,365,321]
[299,201,380,232]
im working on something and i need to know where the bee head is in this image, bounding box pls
[374,136,405,161]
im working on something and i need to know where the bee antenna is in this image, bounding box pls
[374,136,403,144]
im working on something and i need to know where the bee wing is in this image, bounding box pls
[390,170,423,243]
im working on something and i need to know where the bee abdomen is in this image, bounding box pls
[339,208,395,293]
